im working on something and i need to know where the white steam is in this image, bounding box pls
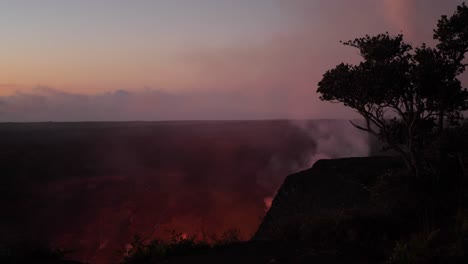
[296,120,370,167]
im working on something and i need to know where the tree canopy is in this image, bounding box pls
[317,3,468,176]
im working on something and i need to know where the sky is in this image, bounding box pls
[0,0,465,121]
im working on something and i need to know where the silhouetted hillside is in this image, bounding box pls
[255,156,404,241]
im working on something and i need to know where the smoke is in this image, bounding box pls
[258,120,371,212]
[382,0,415,35]
[296,120,371,167]
[381,0,465,42]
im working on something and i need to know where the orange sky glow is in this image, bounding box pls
[0,0,465,120]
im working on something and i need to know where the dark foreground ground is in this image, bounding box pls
[150,241,374,264]
[2,240,376,264]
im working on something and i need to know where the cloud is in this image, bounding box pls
[0,87,352,121]
[1,1,464,122]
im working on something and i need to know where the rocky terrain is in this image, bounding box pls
[255,156,403,241]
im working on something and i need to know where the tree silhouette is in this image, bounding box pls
[317,3,468,176]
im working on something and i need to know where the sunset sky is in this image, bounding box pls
[0,0,465,121]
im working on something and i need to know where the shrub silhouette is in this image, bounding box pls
[121,228,242,264]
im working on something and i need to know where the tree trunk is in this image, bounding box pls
[407,119,420,178]
[438,111,444,132]
[409,147,420,178]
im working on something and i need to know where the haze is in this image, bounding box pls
[0,0,464,121]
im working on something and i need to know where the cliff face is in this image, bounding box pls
[254,156,403,241]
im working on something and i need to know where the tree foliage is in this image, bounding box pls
[317,3,468,176]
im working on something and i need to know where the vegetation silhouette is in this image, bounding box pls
[311,3,468,263]
[119,3,468,263]
[3,3,468,264]
[120,229,241,264]
[317,3,468,177]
